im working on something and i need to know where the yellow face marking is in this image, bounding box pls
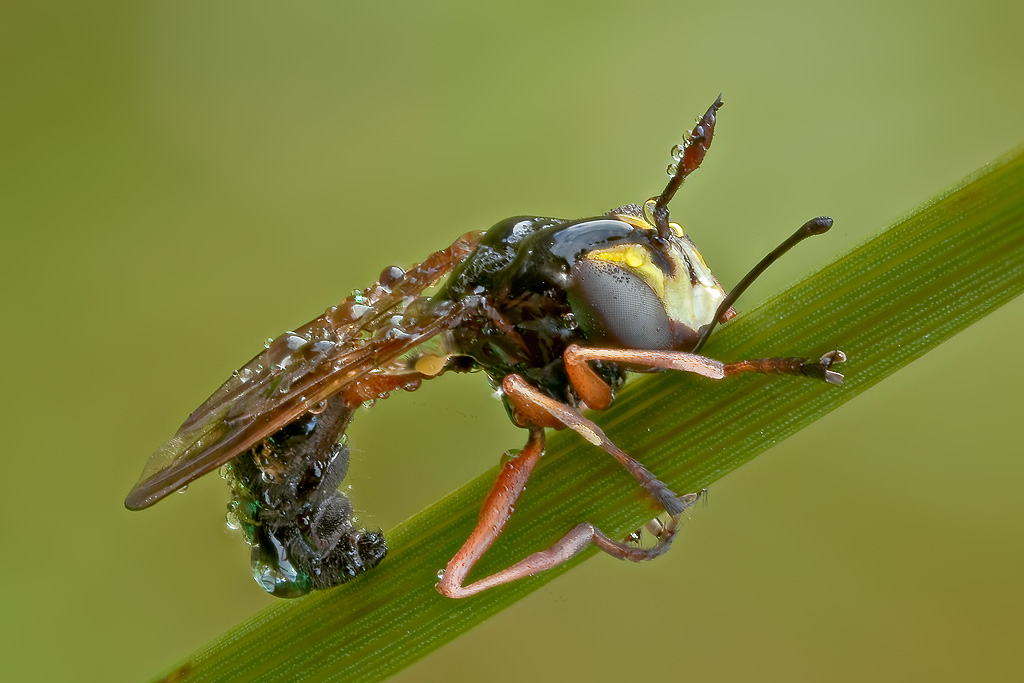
[612,211,684,237]
[587,243,666,298]
[590,215,726,333]
[623,244,646,268]
[613,214,653,230]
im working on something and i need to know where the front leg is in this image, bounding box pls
[566,344,845,389]
[724,349,845,385]
[561,343,843,543]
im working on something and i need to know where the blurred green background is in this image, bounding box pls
[2,1,1022,681]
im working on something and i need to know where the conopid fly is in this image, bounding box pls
[126,96,844,598]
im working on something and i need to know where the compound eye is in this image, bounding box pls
[568,258,673,349]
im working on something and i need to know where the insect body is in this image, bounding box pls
[126,96,844,598]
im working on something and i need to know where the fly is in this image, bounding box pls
[125,95,844,598]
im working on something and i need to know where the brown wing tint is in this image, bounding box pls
[125,231,483,510]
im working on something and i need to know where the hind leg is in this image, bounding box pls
[436,427,704,599]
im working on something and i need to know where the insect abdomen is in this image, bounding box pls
[223,395,386,597]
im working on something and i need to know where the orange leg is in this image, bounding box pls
[437,348,844,598]
[565,344,730,410]
[503,375,689,515]
[723,349,845,384]
[436,424,703,599]
[436,428,544,599]
[565,344,845,411]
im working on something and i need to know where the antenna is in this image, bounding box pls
[693,216,834,352]
[649,94,723,240]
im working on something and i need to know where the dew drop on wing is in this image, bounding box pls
[379,265,405,289]
[276,376,293,394]
[309,340,335,355]
[266,333,308,370]
[327,300,369,326]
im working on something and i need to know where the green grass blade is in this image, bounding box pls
[155,146,1024,683]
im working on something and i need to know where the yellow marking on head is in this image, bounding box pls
[587,244,666,297]
[613,214,654,230]
[616,201,685,237]
[663,237,727,330]
[590,244,648,267]
[622,244,646,267]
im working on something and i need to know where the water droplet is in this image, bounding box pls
[379,265,405,289]
[365,283,388,301]
[309,340,335,355]
[436,568,446,580]
[667,163,678,177]
[236,367,254,383]
[225,511,241,530]
[176,485,188,495]
[670,144,685,161]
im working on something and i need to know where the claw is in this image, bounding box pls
[678,487,708,510]
[623,518,672,546]
[802,349,846,385]
[625,488,708,546]
[822,349,847,365]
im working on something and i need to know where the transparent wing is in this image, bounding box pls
[125,231,483,510]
